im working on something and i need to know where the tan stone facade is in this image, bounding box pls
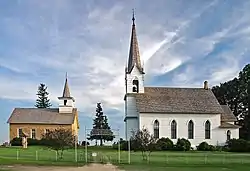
[9,122,78,140]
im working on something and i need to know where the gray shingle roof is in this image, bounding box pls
[220,105,237,122]
[7,108,77,124]
[127,87,224,114]
[219,122,241,128]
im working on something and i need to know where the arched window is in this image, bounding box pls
[188,120,194,139]
[171,120,177,139]
[132,79,139,93]
[227,130,231,141]
[205,120,211,139]
[153,120,159,139]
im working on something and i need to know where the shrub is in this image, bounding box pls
[197,142,209,151]
[227,138,249,152]
[10,137,22,146]
[156,137,173,151]
[175,138,191,151]
[27,138,40,145]
[81,141,90,146]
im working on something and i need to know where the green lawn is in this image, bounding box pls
[0,146,250,171]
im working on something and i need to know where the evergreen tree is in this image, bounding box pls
[35,83,52,108]
[88,103,114,145]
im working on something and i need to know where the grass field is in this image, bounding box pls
[0,146,250,171]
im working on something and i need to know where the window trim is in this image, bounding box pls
[188,120,194,139]
[205,120,211,139]
[171,120,177,139]
[153,120,159,139]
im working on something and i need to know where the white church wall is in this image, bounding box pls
[126,96,138,117]
[125,118,139,140]
[139,113,238,146]
[126,66,144,93]
[125,96,140,140]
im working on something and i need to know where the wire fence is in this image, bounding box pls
[1,147,250,165]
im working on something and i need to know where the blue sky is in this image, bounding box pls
[0,0,250,143]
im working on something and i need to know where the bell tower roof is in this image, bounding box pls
[58,73,75,101]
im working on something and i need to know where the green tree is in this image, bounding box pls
[238,64,250,140]
[212,63,250,140]
[88,103,114,146]
[130,127,156,161]
[41,128,75,159]
[35,83,52,108]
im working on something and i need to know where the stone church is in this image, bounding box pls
[124,14,240,147]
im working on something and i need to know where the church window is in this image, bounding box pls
[64,100,67,105]
[227,130,231,141]
[153,120,159,139]
[171,120,177,139]
[31,129,36,139]
[205,120,211,139]
[188,120,194,139]
[132,79,139,93]
[18,128,22,138]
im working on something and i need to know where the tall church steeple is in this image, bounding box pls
[126,9,144,74]
[125,10,145,94]
[58,73,75,113]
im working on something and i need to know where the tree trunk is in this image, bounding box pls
[100,138,103,146]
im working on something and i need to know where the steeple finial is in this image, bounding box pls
[66,72,68,79]
[132,9,135,26]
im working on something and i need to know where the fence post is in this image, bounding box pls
[204,154,207,164]
[36,151,38,161]
[55,151,58,161]
[16,150,19,160]
[222,153,226,164]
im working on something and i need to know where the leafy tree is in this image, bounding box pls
[35,83,52,108]
[88,103,114,146]
[212,63,250,140]
[130,127,156,161]
[41,128,75,159]
[238,64,250,140]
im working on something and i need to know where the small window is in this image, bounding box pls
[18,128,22,138]
[171,120,177,139]
[153,120,159,139]
[64,100,67,105]
[227,130,231,141]
[132,80,139,93]
[188,120,194,139]
[205,120,211,139]
[31,129,36,139]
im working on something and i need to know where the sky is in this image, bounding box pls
[0,0,250,143]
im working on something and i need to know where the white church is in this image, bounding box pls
[124,14,240,147]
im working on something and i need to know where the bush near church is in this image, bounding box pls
[226,138,250,152]
[197,142,216,151]
[10,137,41,146]
[155,137,174,151]
[173,138,191,151]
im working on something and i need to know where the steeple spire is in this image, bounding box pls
[127,9,144,74]
[58,72,75,101]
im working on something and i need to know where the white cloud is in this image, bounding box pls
[0,0,250,119]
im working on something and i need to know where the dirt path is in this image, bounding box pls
[1,164,124,171]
